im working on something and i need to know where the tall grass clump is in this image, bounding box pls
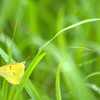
[0,18,100,100]
[0,0,100,100]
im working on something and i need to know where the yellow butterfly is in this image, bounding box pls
[0,61,25,85]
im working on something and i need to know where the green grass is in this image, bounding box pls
[0,0,100,100]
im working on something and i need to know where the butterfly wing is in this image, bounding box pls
[0,62,25,85]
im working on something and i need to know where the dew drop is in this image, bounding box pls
[5,59,8,62]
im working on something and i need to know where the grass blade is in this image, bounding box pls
[0,48,14,63]
[25,79,41,100]
[0,29,9,54]
[8,86,17,100]
[41,18,100,50]
[1,8,19,100]
[84,72,100,80]
[56,53,72,100]
[56,63,62,100]
[13,51,48,100]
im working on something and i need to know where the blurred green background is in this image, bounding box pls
[0,0,100,100]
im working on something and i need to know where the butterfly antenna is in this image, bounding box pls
[25,56,30,61]
[22,56,30,64]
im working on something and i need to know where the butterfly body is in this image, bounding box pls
[0,62,25,85]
